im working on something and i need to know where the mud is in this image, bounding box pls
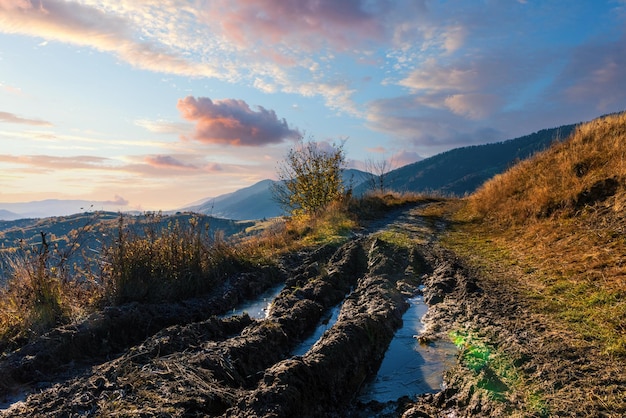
[2,201,625,417]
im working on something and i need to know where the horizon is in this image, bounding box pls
[1,1,626,211]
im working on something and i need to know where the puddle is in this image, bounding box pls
[221,284,284,319]
[291,302,343,356]
[358,294,457,403]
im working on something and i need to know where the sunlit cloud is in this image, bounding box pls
[177,96,301,146]
[0,82,25,96]
[0,0,221,78]
[366,146,386,154]
[444,93,501,120]
[102,194,128,206]
[390,150,422,167]
[0,111,53,126]
[200,0,385,52]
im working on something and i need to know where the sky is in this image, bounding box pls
[1,0,626,212]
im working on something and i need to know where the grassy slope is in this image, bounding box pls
[439,112,626,414]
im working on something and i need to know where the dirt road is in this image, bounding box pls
[2,203,624,417]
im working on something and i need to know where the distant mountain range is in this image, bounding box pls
[364,123,577,196]
[0,122,579,222]
[187,124,577,219]
[0,199,131,221]
[184,169,370,220]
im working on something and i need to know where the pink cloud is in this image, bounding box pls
[177,96,301,146]
[0,154,109,172]
[204,0,384,52]
[366,146,387,154]
[444,93,500,120]
[144,155,198,170]
[0,111,52,126]
[0,0,219,79]
[390,150,422,167]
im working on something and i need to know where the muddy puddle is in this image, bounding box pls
[221,283,284,319]
[358,293,457,403]
[291,302,343,356]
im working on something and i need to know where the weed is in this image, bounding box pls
[101,214,247,304]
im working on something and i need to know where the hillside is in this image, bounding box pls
[462,112,626,354]
[0,211,254,281]
[438,112,626,415]
[367,123,577,196]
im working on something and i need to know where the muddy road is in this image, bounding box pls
[1,203,624,417]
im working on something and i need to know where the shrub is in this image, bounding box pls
[272,137,347,216]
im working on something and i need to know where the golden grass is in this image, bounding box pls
[466,112,626,226]
[455,112,626,356]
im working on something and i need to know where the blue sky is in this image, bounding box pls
[1,0,625,211]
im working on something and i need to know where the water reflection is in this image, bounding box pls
[358,295,457,403]
[222,284,284,319]
[291,302,343,356]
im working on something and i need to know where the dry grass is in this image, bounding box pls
[100,215,249,305]
[0,243,96,348]
[350,190,440,218]
[466,111,626,226]
[456,112,626,356]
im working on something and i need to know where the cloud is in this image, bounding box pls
[0,154,110,172]
[366,95,504,156]
[366,146,386,154]
[144,155,198,170]
[390,150,422,167]
[0,111,52,126]
[0,0,221,78]
[553,33,626,112]
[177,96,301,146]
[444,93,500,120]
[134,119,187,134]
[202,0,384,51]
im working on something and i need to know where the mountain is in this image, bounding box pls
[363,123,577,197]
[0,199,130,220]
[0,209,20,221]
[187,169,370,220]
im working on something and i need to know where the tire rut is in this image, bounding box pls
[2,202,462,417]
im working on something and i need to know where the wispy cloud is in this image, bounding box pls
[144,155,198,171]
[0,154,111,172]
[0,111,53,126]
[200,0,384,52]
[177,96,301,146]
[0,0,221,78]
[134,119,188,134]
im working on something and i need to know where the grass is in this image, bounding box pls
[454,112,626,357]
[100,214,251,305]
[0,213,256,349]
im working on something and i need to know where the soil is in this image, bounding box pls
[1,202,625,417]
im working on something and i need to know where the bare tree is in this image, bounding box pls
[364,156,395,194]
